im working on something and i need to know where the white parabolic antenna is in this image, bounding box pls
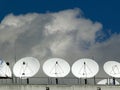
[72,58,99,78]
[104,61,120,78]
[0,59,12,77]
[43,58,70,77]
[13,57,40,78]
[97,79,119,85]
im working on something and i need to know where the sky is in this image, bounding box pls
[0,0,120,78]
[0,0,120,34]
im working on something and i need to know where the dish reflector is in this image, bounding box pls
[13,57,40,79]
[43,58,70,77]
[72,58,99,78]
[0,59,12,77]
[104,61,120,78]
[97,79,119,85]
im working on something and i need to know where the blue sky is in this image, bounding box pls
[0,0,120,34]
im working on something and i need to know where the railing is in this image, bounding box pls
[0,77,120,85]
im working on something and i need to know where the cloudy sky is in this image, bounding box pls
[0,0,120,77]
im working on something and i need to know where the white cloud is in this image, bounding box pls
[0,8,119,77]
[0,13,38,43]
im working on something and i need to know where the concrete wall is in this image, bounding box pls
[0,85,120,90]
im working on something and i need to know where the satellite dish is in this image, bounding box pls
[72,58,99,78]
[43,58,70,77]
[0,59,12,77]
[97,79,119,85]
[13,57,40,79]
[104,61,120,78]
